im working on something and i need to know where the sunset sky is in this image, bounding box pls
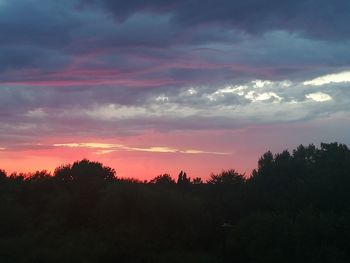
[1,0,350,179]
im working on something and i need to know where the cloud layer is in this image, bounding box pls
[1,0,350,176]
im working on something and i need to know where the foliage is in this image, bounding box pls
[1,143,350,262]
[149,173,176,186]
[207,169,245,185]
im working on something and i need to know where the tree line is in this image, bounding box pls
[1,142,350,262]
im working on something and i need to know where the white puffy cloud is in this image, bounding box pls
[304,71,350,86]
[244,91,282,102]
[305,92,332,102]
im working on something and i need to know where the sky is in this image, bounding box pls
[1,0,350,179]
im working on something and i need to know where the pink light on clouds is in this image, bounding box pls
[3,78,185,87]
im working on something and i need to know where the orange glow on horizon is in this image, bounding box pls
[0,129,258,180]
[0,146,250,181]
[1,122,333,180]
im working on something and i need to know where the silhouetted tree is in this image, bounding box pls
[207,169,245,185]
[149,173,176,186]
[53,164,72,182]
[177,170,191,186]
[0,169,7,183]
[53,159,116,184]
[0,142,350,263]
[192,177,203,184]
[26,170,51,182]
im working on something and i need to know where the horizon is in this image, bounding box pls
[1,0,350,179]
[2,141,348,181]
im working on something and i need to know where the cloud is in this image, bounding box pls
[244,91,282,103]
[305,92,332,102]
[1,0,350,155]
[53,142,231,155]
[0,0,78,48]
[53,143,118,149]
[2,73,348,150]
[25,108,48,118]
[83,0,350,41]
[1,0,350,91]
[304,71,350,86]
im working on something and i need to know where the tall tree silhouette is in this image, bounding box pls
[177,170,191,186]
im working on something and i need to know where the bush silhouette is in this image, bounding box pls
[207,169,245,185]
[54,159,116,183]
[149,173,176,186]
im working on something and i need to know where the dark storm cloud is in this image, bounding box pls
[73,14,240,50]
[0,0,241,75]
[0,0,78,47]
[1,0,350,151]
[84,0,350,41]
[0,46,71,72]
[1,0,349,78]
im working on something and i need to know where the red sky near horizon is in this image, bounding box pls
[1,0,350,180]
[1,120,348,180]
